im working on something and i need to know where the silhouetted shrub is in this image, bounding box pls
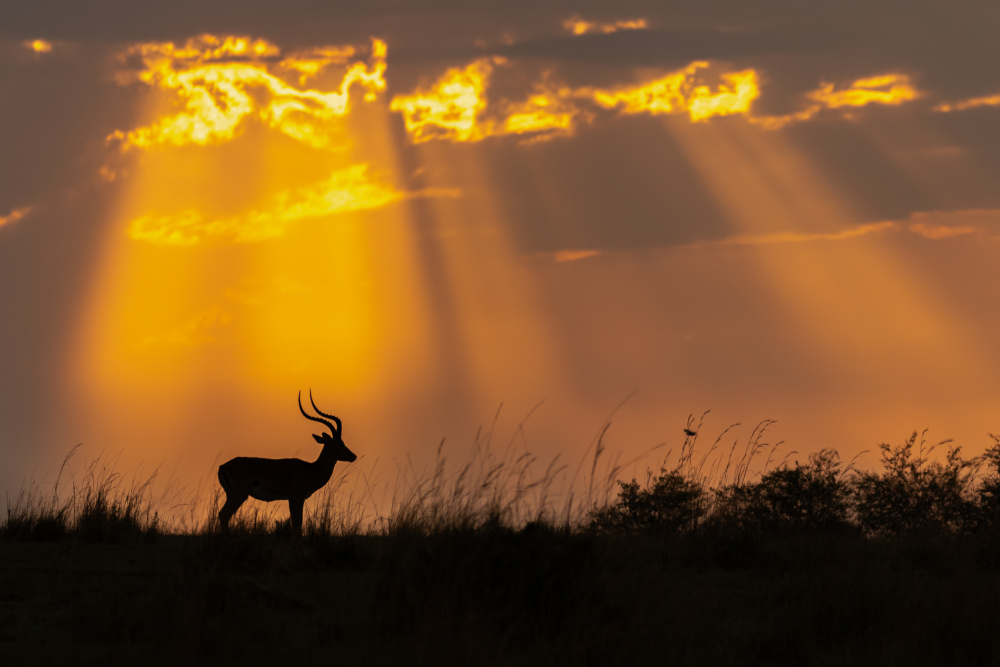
[714,449,850,533]
[589,469,706,533]
[975,433,1000,530]
[851,432,977,537]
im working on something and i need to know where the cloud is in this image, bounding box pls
[696,210,994,249]
[898,209,1000,239]
[584,61,759,122]
[390,57,595,144]
[390,58,497,143]
[907,222,975,240]
[934,93,1000,113]
[107,32,929,152]
[126,164,456,245]
[752,74,920,129]
[109,35,386,151]
[710,221,899,247]
[390,57,760,144]
[0,206,32,230]
[388,51,927,145]
[562,16,648,36]
[552,249,605,262]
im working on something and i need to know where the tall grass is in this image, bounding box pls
[4,444,159,541]
[5,414,1000,542]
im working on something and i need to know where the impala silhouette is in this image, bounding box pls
[217,391,357,534]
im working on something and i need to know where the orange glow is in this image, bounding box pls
[25,39,53,53]
[109,35,387,150]
[934,93,1000,113]
[40,26,1000,525]
[753,73,920,129]
[587,63,760,122]
[0,205,31,229]
[562,16,648,35]
[77,32,451,416]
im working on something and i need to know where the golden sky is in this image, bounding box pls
[2,2,1000,504]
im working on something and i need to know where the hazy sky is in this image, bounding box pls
[3,1,1000,507]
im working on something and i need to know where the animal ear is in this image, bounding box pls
[312,434,324,443]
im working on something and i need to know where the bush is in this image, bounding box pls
[714,449,850,533]
[975,434,1000,530]
[851,432,977,537]
[589,469,706,534]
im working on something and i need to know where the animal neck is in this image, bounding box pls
[313,443,339,479]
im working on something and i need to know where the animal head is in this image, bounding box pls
[298,390,358,463]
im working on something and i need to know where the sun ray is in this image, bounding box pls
[663,116,986,391]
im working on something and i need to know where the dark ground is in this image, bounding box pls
[3,529,1000,666]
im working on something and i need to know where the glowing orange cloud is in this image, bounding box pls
[109,35,387,151]
[126,165,411,245]
[934,93,1000,113]
[587,63,760,122]
[389,59,496,143]
[562,16,648,35]
[752,73,920,129]
[25,39,53,53]
[500,82,585,140]
[809,74,919,109]
[391,59,759,143]
[279,45,357,83]
[390,59,584,143]
[0,206,32,229]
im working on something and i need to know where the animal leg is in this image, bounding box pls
[219,493,248,531]
[289,497,305,535]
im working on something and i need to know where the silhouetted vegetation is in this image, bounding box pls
[589,469,705,533]
[6,421,1000,664]
[589,428,1000,540]
[712,448,852,533]
[3,445,159,542]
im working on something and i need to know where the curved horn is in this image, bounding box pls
[309,389,342,434]
[298,390,337,438]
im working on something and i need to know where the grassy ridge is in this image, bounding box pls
[5,420,1000,664]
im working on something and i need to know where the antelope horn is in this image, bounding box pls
[309,389,342,434]
[298,390,337,438]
